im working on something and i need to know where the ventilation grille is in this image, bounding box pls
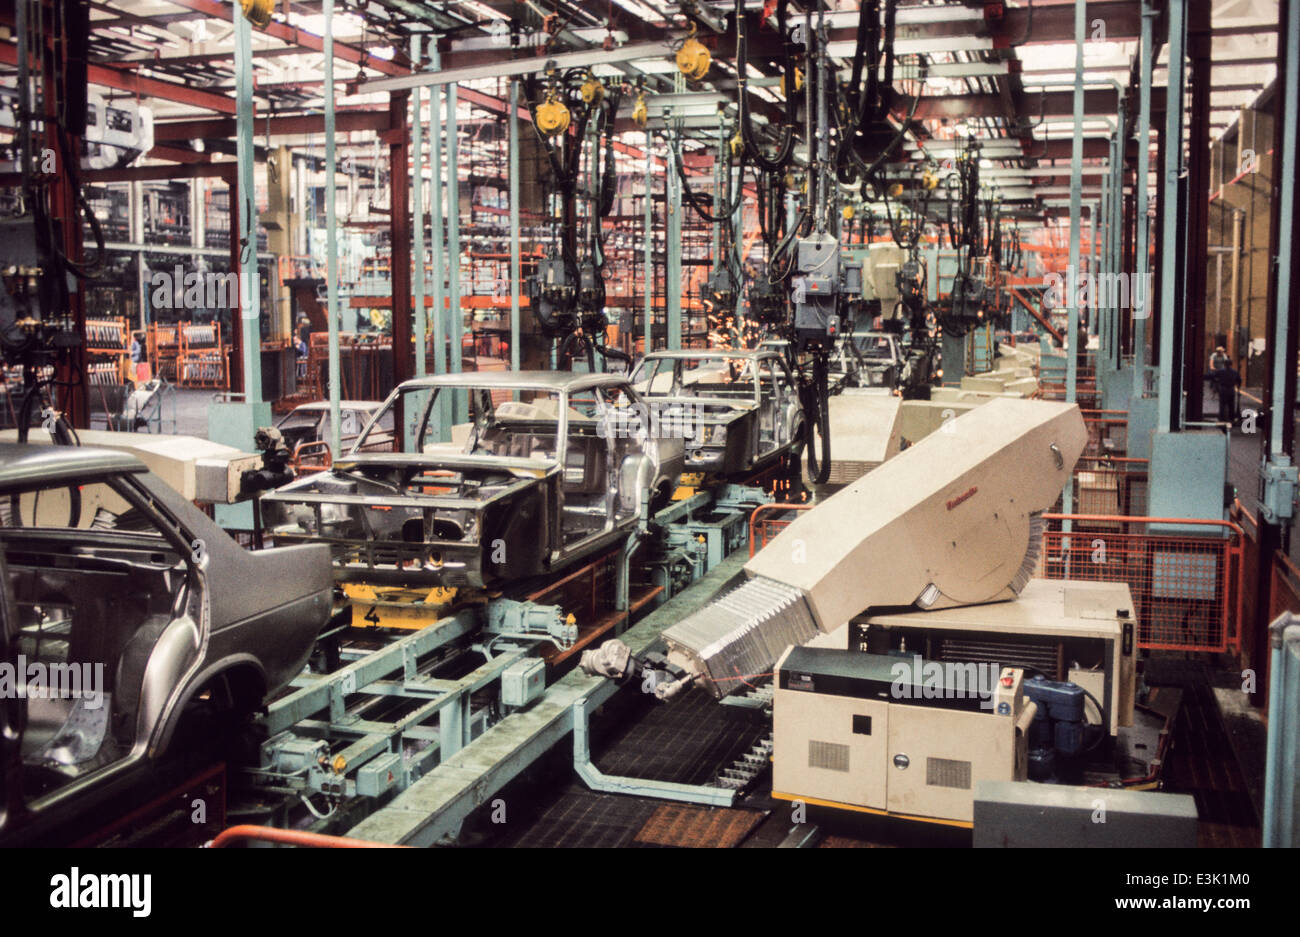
[808,740,850,773]
[1009,511,1045,594]
[926,757,972,790]
[937,636,1064,682]
[826,460,877,485]
[663,576,819,698]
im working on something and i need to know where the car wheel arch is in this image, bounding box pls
[151,656,268,758]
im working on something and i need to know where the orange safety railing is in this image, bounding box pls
[1080,408,1128,456]
[749,502,815,556]
[1040,513,1244,654]
[210,825,404,848]
[1268,549,1300,624]
[747,503,1243,655]
[292,440,333,474]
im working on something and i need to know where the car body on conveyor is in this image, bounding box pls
[274,400,393,473]
[260,371,685,589]
[833,330,904,389]
[0,443,333,845]
[630,348,805,475]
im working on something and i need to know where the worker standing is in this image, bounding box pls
[1207,348,1240,424]
[129,330,150,384]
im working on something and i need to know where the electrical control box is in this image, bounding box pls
[772,646,1034,824]
[501,658,547,708]
[357,751,404,797]
[791,235,841,342]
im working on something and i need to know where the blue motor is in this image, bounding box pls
[1023,676,1088,782]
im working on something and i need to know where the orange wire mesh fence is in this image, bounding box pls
[747,505,1243,655]
[1038,514,1243,654]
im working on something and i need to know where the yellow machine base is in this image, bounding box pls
[769,790,975,830]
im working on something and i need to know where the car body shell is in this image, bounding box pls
[631,349,805,475]
[833,331,904,389]
[275,400,393,472]
[0,443,332,844]
[260,371,684,589]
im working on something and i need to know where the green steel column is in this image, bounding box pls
[1092,198,1101,340]
[711,114,723,262]
[1133,1,1154,397]
[1100,159,1111,364]
[430,45,449,439]
[1063,0,1086,521]
[447,83,465,421]
[234,3,263,408]
[411,35,426,378]
[430,58,445,379]
[322,0,340,453]
[1157,0,1186,433]
[667,134,682,350]
[1268,0,1299,464]
[644,130,653,354]
[509,79,521,376]
[1114,108,1125,370]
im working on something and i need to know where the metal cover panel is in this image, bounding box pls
[973,781,1198,848]
[1146,430,1229,534]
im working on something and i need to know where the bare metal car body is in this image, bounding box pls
[0,444,332,844]
[630,349,805,475]
[260,371,685,589]
[275,400,394,455]
[833,331,903,389]
[275,400,394,473]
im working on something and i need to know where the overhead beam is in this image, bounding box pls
[162,0,407,77]
[355,39,674,94]
[0,41,236,113]
[153,109,388,140]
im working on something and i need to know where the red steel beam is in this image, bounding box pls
[153,109,389,141]
[0,41,236,113]
[163,0,407,77]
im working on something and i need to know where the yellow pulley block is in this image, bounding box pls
[632,92,648,128]
[536,94,571,137]
[580,76,605,106]
[842,204,855,221]
[783,67,804,97]
[729,131,744,157]
[676,37,711,81]
[240,0,273,28]
[921,169,939,191]
[888,182,904,198]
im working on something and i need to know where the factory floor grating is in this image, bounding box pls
[1145,658,1261,847]
[476,687,774,848]
[632,804,765,848]
[591,687,772,786]
[488,785,664,848]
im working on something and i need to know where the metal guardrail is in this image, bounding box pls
[1041,513,1244,654]
[748,503,1244,655]
[748,502,814,556]
[209,825,403,848]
